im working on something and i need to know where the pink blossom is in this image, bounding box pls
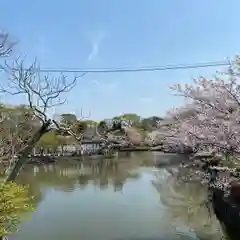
[157,57,240,160]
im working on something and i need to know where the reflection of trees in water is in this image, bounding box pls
[78,175,89,189]
[152,170,227,240]
[113,181,123,192]
[23,153,152,193]
[0,166,43,207]
[16,173,43,207]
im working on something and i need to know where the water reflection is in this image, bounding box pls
[152,169,227,240]
[20,155,146,193]
[8,153,226,240]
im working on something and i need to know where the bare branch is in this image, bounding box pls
[0,59,80,123]
[0,57,84,181]
[52,119,84,141]
[0,31,16,58]
[0,107,37,170]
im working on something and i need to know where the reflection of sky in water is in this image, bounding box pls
[10,152,224,240]
[11,166,199,240]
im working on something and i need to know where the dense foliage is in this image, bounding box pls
[0,182,35,236]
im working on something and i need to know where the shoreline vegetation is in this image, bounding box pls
[0,31,240,239]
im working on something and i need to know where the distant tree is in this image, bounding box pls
[83,120,98,128]
[56,110,91,139]
[137,120,152,131]
[140,116,163,129]
[37,132,60,153]
[60,113,77,126]
[113,113,141,126]
[97,120,109,135]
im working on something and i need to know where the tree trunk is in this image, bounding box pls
[5,120,51,182]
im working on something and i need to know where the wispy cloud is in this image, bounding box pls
[87,31,106,61]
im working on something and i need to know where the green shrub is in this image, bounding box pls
[0,182,35,237]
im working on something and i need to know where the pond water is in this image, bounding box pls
[9,152,224,240]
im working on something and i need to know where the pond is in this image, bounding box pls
[9,152,225,240]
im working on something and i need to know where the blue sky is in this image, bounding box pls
[0,0,239,120]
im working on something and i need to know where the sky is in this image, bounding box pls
[0,0,240,120]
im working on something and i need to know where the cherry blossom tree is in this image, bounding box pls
[159,57,240,161]
[155,57,240,209]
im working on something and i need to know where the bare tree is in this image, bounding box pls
[0,31,15,58]
[0,106,35,169]
[0,59,85,181]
